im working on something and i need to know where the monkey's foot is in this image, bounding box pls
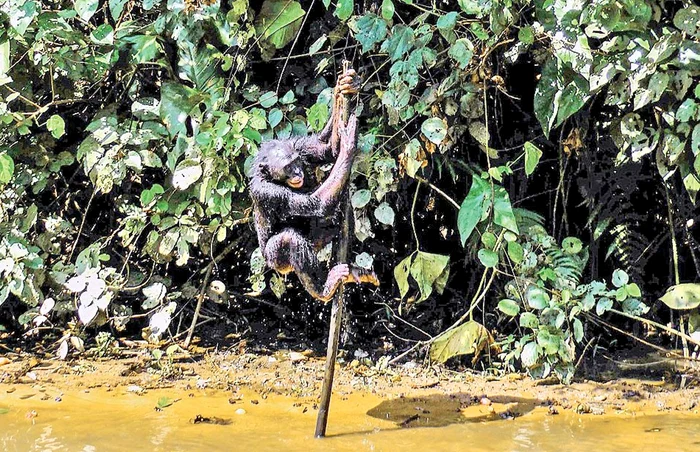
[347,267,380,287]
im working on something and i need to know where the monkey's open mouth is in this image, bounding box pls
[288,177,303,189]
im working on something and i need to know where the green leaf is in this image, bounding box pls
[126,35,162,64]
[0,153,14,184]
[172,159,203,190]
[573,318,584,343]
[659,283,700,310]
[109,0,128,21]
[429,320,492,363]
[381,0,394,21]
[0,407,9,415]
[448,38,473,69]
[47,115,66,139]
[561,237,582,254]
[410,251,450,302]
[520,341,540,367]
[493,185,519,234]
[157,397,174,409]
[622,298,649,316]
[421,117,447,144]
[91,24,114,45]
[518,26,534,45]
[306,103,328,132]
[507,241,524,264]
[477,248,498,268]
[374,202,395,226]
[381,25,414,62]
[335,0,353,21]
[268,108,283,129]
[259,91,278,108]
[74,0,98,21]
[160,82,199,137]
[458,176,488,245]
[596,297,613,315]
[526,286,550,310]
[625,283,641,298]
[524,141,543,176]
[308,35,327,55]
[674,6,700,39]
[481,231,497,249]
[351,13,387,53]
[436,11,458,42]
[692,124,700,156]
[394,254,412,299]
[498,299,520,316]
[255,0,306,49]
[351,189,371,209]
[534,59,590,137]
[611,269,629,288]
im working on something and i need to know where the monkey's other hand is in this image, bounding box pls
[336,68,359,95]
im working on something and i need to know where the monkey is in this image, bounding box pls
[249,69,379,303]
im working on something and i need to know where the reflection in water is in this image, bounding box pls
[0,386,698,452]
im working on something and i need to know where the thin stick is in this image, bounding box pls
[184,262,213,348]
[315,61,353,439]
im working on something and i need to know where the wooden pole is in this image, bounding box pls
[315,61,353,438]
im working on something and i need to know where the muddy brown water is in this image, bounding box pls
[1,385,699,452]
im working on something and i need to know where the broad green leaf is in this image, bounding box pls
[351,189,371,209]
[561,237,582,254]
[436,11,458,42]
[611,269,628,288]
[520,341,540,367]
[0,153,14,184]
[394,254,412,299]
[126,35,162,63]
[259,91,278,108]
[157,397,174,409]
[622,298,649,316]
[498,298,520,316]
[674,6,700,39]
[172,159,203,190]
[692,124,700,156]
[429,320,492,363]
[109,0,127,21]
[596,297,613,315]
[448,38,473,69]
[481,231,497,249]
[518,26,534,45]
[381,25,414,61]
[374,202,395,226]
[421,117,447,144]
[90,24,114,45]
[255,0,306,49]
[351,13,387,53]
[457,175,488,245]
[268,108,283,129]
[46,115,65,139]
[477,248,498,268]
[335,0,353,21]
[625,283,641,298]
[659,283,700,310]
[524,141,543,176]
[493,185,519,234]
[573,318,584,343]
[308,35,327,55]
[537,329,560,355]
[306,103,328,132]
[74,0,98,21]
[507,241,524,264]
[526,286,549,310]
[409,251,450,302]
[381,0,394,21]
[160,82,199,137]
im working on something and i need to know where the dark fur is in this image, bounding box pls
[249,112,360,302]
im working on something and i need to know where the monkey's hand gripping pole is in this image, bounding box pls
[315,61,355,439]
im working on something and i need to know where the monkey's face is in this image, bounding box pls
[283,160,305,189]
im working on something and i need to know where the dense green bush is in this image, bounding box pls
[1,0,698,380]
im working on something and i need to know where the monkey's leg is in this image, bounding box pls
[264,229,349,303]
